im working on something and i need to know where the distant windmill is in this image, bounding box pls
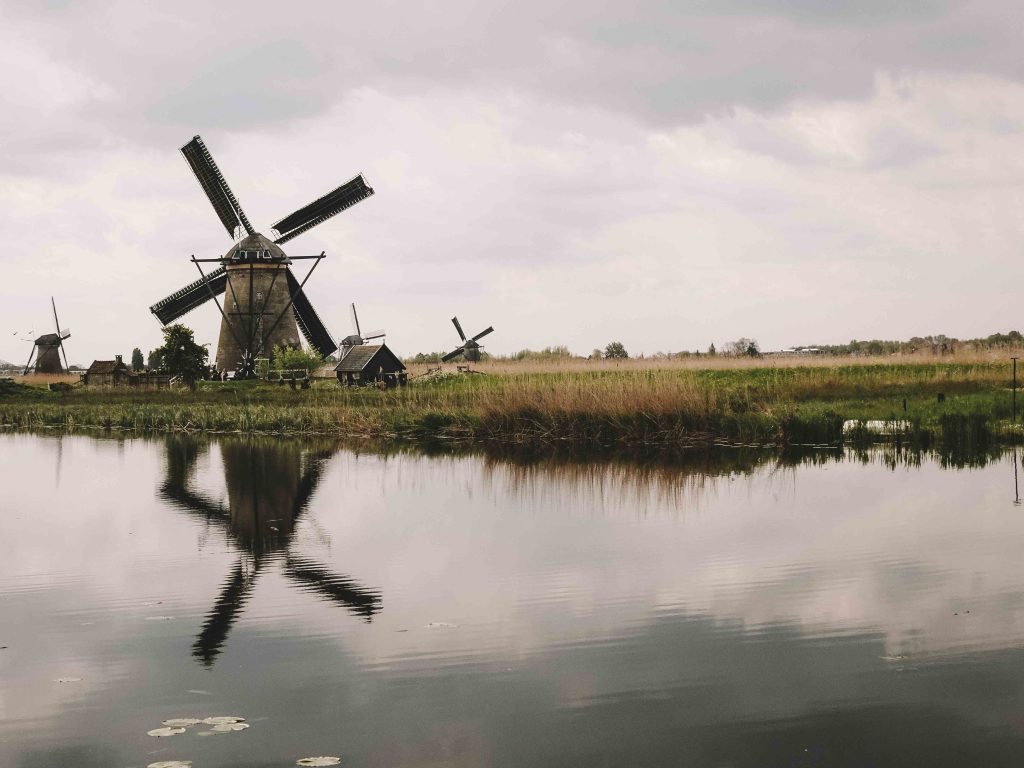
[339,303,385,359]
[442,316,494,363]
[23,298,71,374]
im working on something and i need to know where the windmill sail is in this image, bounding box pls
[286,269,337,357]
[51,297,70,373]
[471,326,494,342]
[273,175,374,244]
[180,136,254,238]
[150,267,228,325]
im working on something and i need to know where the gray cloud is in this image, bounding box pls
[4,0,1022,165]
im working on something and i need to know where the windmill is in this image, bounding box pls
[442,316,494,363]
[339,303,385,360]
[160,437,382,667]
[22,298,71,375]
[149,135,374,376]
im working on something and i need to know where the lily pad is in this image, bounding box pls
[426,622,458,629]
[211,722,250,732]
[148,762,192,768]
[202,715,245,725]
[145,616,175,621]
[162,718,202,727]
[297,758,342,767]
[147,726,186,737]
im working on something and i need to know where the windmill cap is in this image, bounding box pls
[223,232,288,263]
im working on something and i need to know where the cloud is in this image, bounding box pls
[2,3,1024,362]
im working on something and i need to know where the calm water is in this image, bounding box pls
[2,433,1024,767]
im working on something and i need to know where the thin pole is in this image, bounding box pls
[191,257,246,358]
[262,252,325,346]
[1013,357,1019,423]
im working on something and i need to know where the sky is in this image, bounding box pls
[1,0,1023,365]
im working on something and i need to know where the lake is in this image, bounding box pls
[2,432,1024,767]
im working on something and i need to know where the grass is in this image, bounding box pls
[1,355,1021,449]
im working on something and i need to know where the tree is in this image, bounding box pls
[604,341,628,359]
[725,337,760,356]
[707,343,716,356]
[272,344,322,375]
[130,348,144,372]
[150,324,209,387]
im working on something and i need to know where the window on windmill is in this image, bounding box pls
[256,292,263,300]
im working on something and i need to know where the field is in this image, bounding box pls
[2,352,1021,450]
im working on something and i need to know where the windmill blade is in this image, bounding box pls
[160,438,229,521]
[350,303,361,337]
[362,329,385,341]
[283,555,382,620]
[180,136,255,239]
[441,346,466,363]
[451,316,466,341]
[471,326,494,343]
[292,450,333,520]
[150,266,227,325]
[51,297,69,373]
[192,558,260,667]
[272,175,374,245]
[286,269,337,358]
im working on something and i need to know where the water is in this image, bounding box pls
[2,432,1024,767]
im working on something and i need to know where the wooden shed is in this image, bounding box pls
[83,355,134,387]
[334,344,407,387]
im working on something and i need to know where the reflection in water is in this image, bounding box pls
[160,437,382,666]
[6,432,1024,768]
[1015,448,1021,506]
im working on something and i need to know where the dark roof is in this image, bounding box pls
[86,359,131,375]
[334,344,406,373]
[223,232,288,262]
[34,333,61,345]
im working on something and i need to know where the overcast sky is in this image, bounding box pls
[2,0,1023,364]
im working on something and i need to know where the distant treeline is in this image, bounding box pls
[804,331,1024,356]
[403,331,1024,363]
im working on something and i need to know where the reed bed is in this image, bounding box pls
[0,358,1018,448]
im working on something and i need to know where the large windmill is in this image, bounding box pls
[442,316,494,363]
[160,437,382,666]
[22,298,71,375]
[149,135,374,375]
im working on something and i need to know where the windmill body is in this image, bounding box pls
[215,233,302,371]
[30,334,64,373]
[150,135,374,374]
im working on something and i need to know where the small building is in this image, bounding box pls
[82,355,134,387]
[334,344,407,387]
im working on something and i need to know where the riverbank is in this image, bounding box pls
[1,360,1019,449]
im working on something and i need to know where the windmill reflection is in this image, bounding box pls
[161,437,381,666]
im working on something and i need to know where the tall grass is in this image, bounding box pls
[1,358,1018,447]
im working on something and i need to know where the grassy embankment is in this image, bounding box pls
[2,354,1020,449]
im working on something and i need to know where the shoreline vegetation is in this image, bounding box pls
[2,353,1022,451]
